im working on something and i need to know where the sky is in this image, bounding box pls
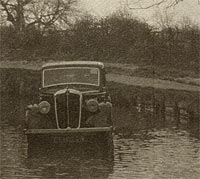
[79,0,200,27]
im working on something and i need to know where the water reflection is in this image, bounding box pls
[1,96,200,179]
[26,148,114,179]
[1,124,114,179]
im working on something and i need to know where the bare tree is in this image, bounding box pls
[0,0,77,32]
[178,16,199,29]
[125,0,184,9]
[152,8,176,29]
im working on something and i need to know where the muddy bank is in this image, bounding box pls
[1,68,199,136]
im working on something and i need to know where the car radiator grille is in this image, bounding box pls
[55,92,80,129]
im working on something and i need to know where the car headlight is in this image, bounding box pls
[87,99,99,113]
[39,101,50,114]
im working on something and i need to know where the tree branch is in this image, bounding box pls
[126,0,185,10]
[0,0,77,31]
[127,0,167,9]
[166,0,182,8]
[0,0,15,23]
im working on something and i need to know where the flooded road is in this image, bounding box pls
[1,97,200,179]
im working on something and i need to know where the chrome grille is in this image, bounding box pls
[55,92,67,128]
[54,89,81,129]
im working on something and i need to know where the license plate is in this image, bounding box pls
[53,136,83,144]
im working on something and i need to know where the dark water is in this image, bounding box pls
[1,97,200,179]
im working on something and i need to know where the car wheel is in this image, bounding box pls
[95,132,114,155]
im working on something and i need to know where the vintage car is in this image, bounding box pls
[24,61,113,149]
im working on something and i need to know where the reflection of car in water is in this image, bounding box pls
[24,61,113,152]
[26,146,114,179]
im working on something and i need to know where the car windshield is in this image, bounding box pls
[43,67,99,87]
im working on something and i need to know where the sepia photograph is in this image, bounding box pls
[0,0,199,178]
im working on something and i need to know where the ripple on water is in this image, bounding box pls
[1,125,200,179]
[112,129,200,179]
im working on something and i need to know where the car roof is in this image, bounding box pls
[42,61,104,69]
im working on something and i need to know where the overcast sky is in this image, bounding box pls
[79,0,200,27]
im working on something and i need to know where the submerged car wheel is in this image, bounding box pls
[95,132,114,155]
[27,134,51,157]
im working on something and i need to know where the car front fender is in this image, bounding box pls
[86,102,112,127]
[25,104,46,129]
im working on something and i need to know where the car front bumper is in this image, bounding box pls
[24,127,113,135]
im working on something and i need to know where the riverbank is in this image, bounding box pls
[0,60,200,91]
[106,63,200,86]
[1,66,199,137]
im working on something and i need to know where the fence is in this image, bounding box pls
[108,82,199,136]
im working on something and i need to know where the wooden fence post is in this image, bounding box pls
[188,109,200,136]
[152,94,156,120]
[174,102,180,127]
[19,81,24,96]
[161,96,166,126]
[141,97,145,113]
[131,95,138,114]
[155,102,160,118]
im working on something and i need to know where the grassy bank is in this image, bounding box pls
[106,63,200,86]
[1,59,199,87]
[1,68,199,136]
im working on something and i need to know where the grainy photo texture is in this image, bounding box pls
[0,0,200,178]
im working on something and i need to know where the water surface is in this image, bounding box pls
[0,97,200,179]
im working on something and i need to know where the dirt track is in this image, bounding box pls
[107,74,200,92]
[0,61,199,92]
